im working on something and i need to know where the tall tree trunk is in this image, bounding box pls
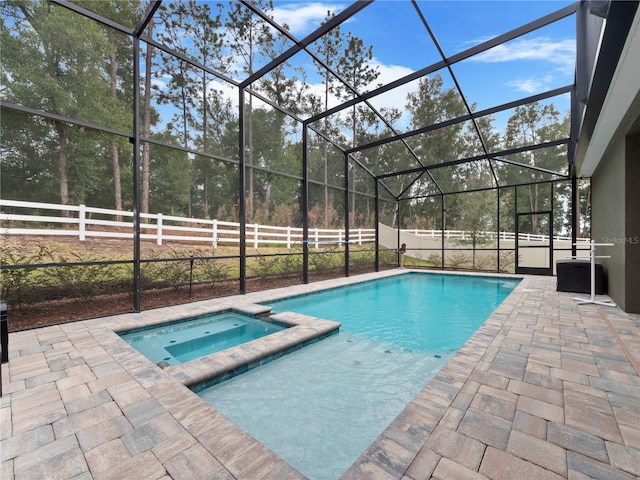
[54,120,70,217]
[141,19,154,215]
[109,50,122,220]
[264,180,272,219]
[111,140,122,218]
[203,174,210,219]
[202,71,208,219]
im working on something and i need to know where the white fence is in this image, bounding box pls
[0,199,587,249]
[403,228,589,244]
[0,199,375,249]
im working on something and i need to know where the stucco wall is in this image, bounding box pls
[624,133,640,311]
[591,138,627,309]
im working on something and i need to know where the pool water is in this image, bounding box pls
[196,273,520,479]
[269,272,520,352]
[119,312,286,366]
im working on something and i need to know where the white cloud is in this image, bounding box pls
[471,37,575,75]
[271,2,346,36]
[506,74,556,94]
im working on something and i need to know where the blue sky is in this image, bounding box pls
[268,0,577,131]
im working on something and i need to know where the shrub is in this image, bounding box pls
[197,258,231,287]
[309,247,341,273]
[426,253,442,267]
[41,246,118,301]
[446,251,470,269]
[0,239,46,309]
[499,251,516,273]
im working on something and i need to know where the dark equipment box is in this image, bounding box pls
[556,259,605,294]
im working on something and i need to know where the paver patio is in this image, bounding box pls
[1,271,639,479]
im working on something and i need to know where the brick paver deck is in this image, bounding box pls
[1,271,639,479]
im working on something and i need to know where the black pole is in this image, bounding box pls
[374,180,379,271]
[397,200,401,266]
[550,182,555,272]
[344,152,350,277]
[239,89,246,293]
[189,256,194,297]
[441,194,445,270]
[515,186,519,271]
[0,301,5,397]
[497,186,501,273]
[571,174,578,258]
[1,302,7,364]
[302,124,309,284]
[132,37,142,312]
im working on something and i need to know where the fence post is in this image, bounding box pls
[358,229,362,246]
[79,204,86,241]
[315,228,319,249]
[254,224,259,249]
[212,219,218,248]
[287,226,291,249]
[339,229,343,245]
[157,213,163,246]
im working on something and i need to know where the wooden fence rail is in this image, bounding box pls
[0,199,588,248]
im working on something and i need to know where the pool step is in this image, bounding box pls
[166,323,248,359]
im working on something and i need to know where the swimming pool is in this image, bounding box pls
[196,272,520,479]
[119,311,287,366]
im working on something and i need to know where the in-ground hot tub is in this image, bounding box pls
[119,311,288,366]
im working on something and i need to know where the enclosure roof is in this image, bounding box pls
[58,0,597,197]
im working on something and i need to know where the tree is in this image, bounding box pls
[334,33,379,222]
[401,74,467,227]
[225,0,276,223]
[141,19,154,215]
[156,0,232,219]
[75,0,139,218]
[503,102,564,234]
[1,1,114,213]
[311,12,344,227]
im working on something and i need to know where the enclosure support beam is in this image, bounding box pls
[132,37,142,312]
[375,180,380,272]
[396,201,401,267]
[497,187,501,273]
[238,89,246,293]
[441,194,446,270]
[571,175,578,258]
[344,153,350,278]
[302,124,309,284]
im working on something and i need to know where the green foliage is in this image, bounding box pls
[0,240,46,309]
[499,252,516,273]
[426,253,442,267]
[40,247,119,301]
[446,252,470,269]
[198,258,231,287]
[249,250,303,277]
[309,248,342,273]
[378,249,396,266]
[349,248,375,269]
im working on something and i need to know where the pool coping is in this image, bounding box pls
[94,300,342,390]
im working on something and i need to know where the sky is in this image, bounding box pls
[264,0,577,132]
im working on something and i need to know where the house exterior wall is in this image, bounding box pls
[591,128,640,312]
[624,133,640,311]
[591,138,627,309]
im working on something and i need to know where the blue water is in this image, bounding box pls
[119,312,286,366]
[269,272,520,353]
[197,273,520,480]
